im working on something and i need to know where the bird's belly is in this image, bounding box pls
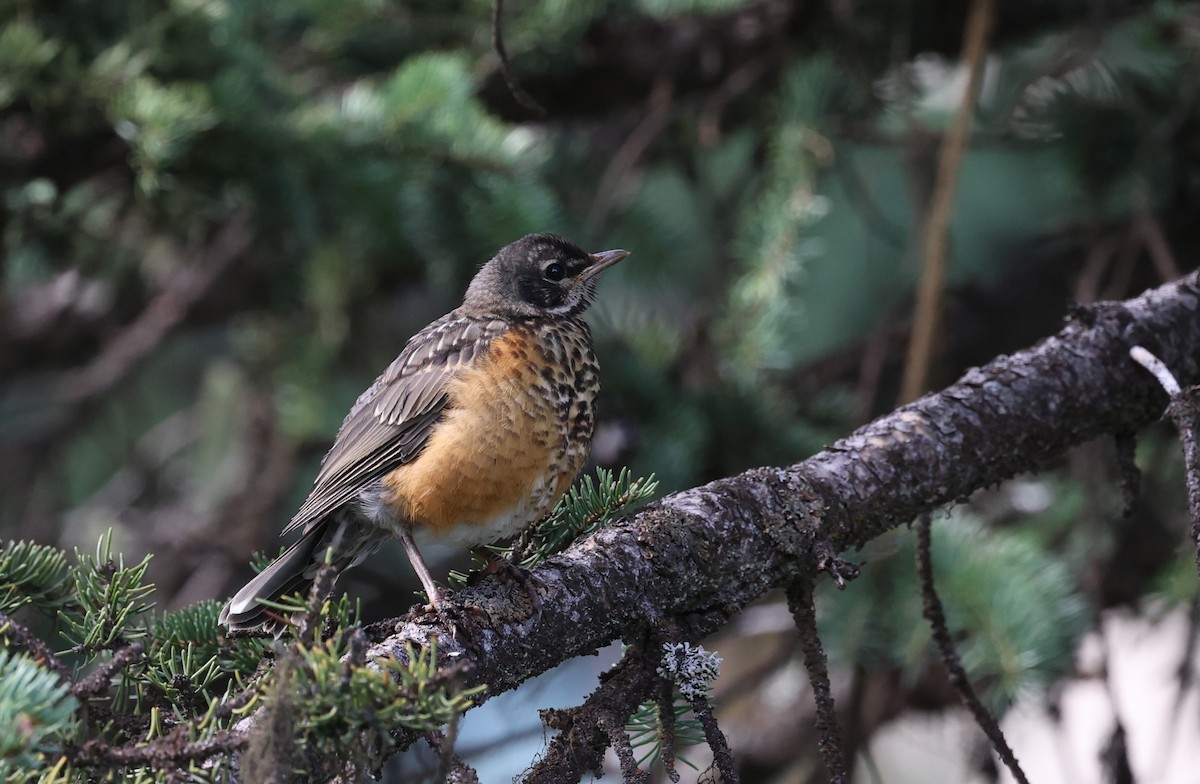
[380,330,584,545]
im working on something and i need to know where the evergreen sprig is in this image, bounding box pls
[0,648,78,782]
[58,532,154,653]
[276,631,482,774]
[151,600,269,684]
[0,539,74,616]
[514,467,658,569]
[626,692,705,769]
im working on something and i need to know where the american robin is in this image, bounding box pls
[220,234,629,631]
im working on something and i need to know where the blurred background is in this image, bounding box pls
[3,0,1200,781]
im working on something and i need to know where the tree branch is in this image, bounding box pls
[342,273,1200,768]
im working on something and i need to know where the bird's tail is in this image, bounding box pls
[220,518,381,632]
[219,523,330,632]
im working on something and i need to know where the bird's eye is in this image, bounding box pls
[543,262,566,281]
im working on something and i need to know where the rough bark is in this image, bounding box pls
[359,271,1200,731]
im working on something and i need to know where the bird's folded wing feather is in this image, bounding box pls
[283,314,510,535]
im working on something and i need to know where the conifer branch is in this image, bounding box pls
[363,272,1200,769]
[0,612,72,684]
[72,641,146,700]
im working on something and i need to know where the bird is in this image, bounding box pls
[220,233,630,631]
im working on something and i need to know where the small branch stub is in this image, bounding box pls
[1130,345,1183,397]
[1130,345,1200,573]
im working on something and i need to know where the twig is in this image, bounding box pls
[900,0,995,401]
[1100,719,1133,784]
[64,220,250,406]
[1132,182,1180,284]
[299,549,342,645]
[68,728,248,769]
[1130,345,1200,571]
[15,218,251,479]
[212,681,264,721]
[427,713,480,784]
[915,514,1030,784]
[689,697,739,784]
[786,576,848,784]
[0,612,73,685]
[526,648,657,784]
[492,0,545,116]
[656,677,681,783]
[698,56,771,148]
[73,641,146,699]
[1093,630,1134,784]
[1113,431,1142,517]
[598,710,650,784]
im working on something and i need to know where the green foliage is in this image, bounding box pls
[0,532,482,781]
[151,600,270,681]
[139,601,272,718]
[820,514,1091,711]
[246,590,480,780]
[58,532,155,652]
[0,539,73,615]
[292,638,480,755]
[514,467,659,568]
[723,58,841,377]
[626,694,705,770]
[0,649,77,782]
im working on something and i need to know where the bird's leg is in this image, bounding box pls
[397,526,443,609]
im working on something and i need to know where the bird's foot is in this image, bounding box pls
[467,547,542,613]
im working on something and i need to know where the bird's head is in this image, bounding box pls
[461,233,629,319]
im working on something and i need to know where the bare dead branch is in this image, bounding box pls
[14,219,252,468]
[1113,431,1142,516]
[0,611,73,684]
[598,709,650,784]
[585,77,675,234]
[656,677,682,783]
[690,696,740,784]
[525,646,656,784]
[68,727,248,770]
[786,577,847,784]
[915,514,1030,784]
[427,712,479,784]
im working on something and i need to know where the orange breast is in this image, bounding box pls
[380,330,561,538]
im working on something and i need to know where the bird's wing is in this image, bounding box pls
[282,313,510,535]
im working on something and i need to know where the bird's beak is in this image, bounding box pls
[583,248,630,278]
